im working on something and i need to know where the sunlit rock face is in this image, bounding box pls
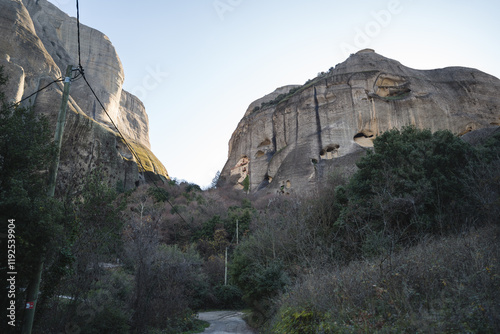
[0,0,168,192]
[221,49,500,194]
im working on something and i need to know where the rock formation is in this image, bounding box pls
[0,0,168,193]
[221,49,500,194]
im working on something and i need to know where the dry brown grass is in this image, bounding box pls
[273,224,500,333]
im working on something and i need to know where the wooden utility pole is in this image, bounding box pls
[236,219,239,245]
[21,65,73,334]
[47,65,73,197]
[224,247,228,286]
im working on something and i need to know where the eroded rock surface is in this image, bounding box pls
[0,0,167,192]
[221,49,500,194]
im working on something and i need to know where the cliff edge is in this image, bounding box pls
[0,0,168,192]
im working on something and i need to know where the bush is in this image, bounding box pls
[272,306,325,334]
[214,285,245,309]
[334,126,480,261]
[231,240,290,308]
[350,126,474,228]
[148,310,207,334]
[271,225,500,333]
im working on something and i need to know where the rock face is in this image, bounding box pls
[0,0,167,192]
[221,49,500,194]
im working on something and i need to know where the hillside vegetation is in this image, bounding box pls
[232,126,500,333]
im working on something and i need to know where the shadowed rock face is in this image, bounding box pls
[0,0,168,193]
[221,49,500,194]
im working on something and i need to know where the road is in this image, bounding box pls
[196,311,256,334]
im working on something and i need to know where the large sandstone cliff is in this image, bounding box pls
[0,0,168,192]
[221,49,500,194]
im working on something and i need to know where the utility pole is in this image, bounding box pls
[47,65,73,197]
[224,247,228,286]
[21,65,73,334]
[236,219,239,245]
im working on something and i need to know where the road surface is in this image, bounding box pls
[196,311,256,334]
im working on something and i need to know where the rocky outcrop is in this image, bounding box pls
[0,0,167,192]
[221,49,500,194]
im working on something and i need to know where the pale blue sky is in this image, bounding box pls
[48,0,500,187]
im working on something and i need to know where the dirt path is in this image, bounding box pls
[196,311,256,334]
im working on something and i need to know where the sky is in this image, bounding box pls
[48,0,500,188]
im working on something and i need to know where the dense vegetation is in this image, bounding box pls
[1,63,499,334]
[232,126,500,333]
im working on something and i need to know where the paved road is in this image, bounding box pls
[196,311,256,334]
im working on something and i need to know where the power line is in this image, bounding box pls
[76,0,83,74]
[80,72,188,224]
[8,77,63,109]
[74,1,187,224]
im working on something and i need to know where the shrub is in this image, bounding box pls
[242,175,250,192]
[214,285,245,309]
[231,239,290,307]
[272,306,324,334]
[338,126,479,260]
[271,225,500,333]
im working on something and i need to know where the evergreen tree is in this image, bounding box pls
[0,66,67,331]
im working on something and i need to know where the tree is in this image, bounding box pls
[58,169,124,304]
[123,187,209,333]
[343,126,476,258]
[210,170,221,189]
[0,66,67,332]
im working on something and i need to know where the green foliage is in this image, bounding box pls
[214,284,245,309]
[185,182,202,193]
[46,268,134,334]
[148,310,208,334]
[224,205,252,242]
[148,186,170,202]
[351,126,471,206]
[0,67,70,312]
[271,225,500,333]
[194,215,223,241]
[193,200,254,245]
[75,169,124,256]
[242,174,250,192]
[273,307,324,334]
[231,239,290,306]
[115,179,126,193]
[79,270,133,334]
[478,129,500,162]
[339,126,477,259]
[238,126,500,332]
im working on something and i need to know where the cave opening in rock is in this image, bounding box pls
[320,144,340,159]
[354,132,374,147]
